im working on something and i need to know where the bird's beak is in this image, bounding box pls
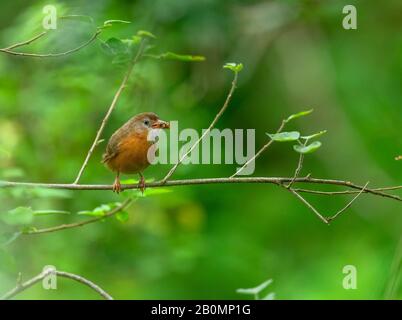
[152,119,170,129]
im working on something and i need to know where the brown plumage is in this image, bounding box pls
[102,112,170,193]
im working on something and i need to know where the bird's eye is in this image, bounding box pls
[144,120,150,126]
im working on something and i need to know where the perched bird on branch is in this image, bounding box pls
[102,112,170,193]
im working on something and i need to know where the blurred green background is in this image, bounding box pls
[0,0,401,300]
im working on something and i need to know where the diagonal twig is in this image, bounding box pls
[286,152,304,188]
[286,181,370,224]
[161,71,239,184]
[230,120,286,178]
[3,31,47,50]
[287,187,329,223]
[73,39,146,184]
[326,182,369,222]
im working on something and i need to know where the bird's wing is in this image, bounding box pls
[102,143,118,163]
[102,125,131,163]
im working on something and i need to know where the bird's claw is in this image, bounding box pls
[113,179,122,194]
[139,175,146,194]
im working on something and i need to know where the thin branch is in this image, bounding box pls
[294,188,396,196]
[23,198,132,235]
[230,120,286,178]
[1,177,400,200]
[0,178,397,235]
[286,182,370,224]
[55,271,113,300]
[287,188,329,224]
[1,268,113,300]
[0,29,101,57]
[161,71,239,184]
[73,39,146,184]
[3,31,47,50]
[287,153,304,188]
[1,269,52,300]
[326,182,369,222]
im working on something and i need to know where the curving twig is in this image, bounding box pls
[2,31,47,50]
[23,198,132,235]
[1,267,113,300]
[0,29,101,57]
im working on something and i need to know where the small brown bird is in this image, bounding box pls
[102,112,170,193]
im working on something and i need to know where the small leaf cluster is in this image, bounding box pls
[266,109,327,154]
[223,62,243,73]
[99,22,205,65]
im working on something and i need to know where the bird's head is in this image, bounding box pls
[132,112,170,132]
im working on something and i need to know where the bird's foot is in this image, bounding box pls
[139,175,146,194]
[112,178,122,194]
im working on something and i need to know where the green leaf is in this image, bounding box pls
[77,203,120,217]
[77,210,105,217]
[1,207,34,226]
[121,39,135,47]
[115,211,129,223]
[267,131,300,142]
[33,210,70,216]
[285,109,313,123]
[77,210,95,216]
[223,62,243,73]
[98,204,111,212]
[150,52,205,62]
[77,205,108,217]
[301,130,327,140]
[101,38,128,56]
[293,141,322,154]
[137,30,156,39]
[103,20,131,27]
